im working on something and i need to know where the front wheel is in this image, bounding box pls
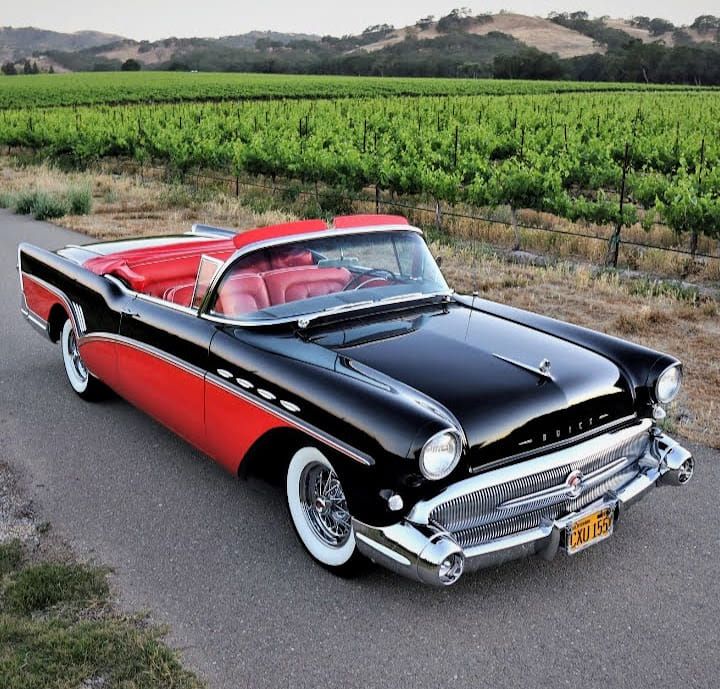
[60,319,106,401]
[286,447,364,576]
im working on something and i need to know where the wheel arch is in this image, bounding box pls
[238,427,372,516]
[48,302,70,342]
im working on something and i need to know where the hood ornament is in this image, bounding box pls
[492,353,555,381]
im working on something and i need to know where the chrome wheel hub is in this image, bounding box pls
[300,462,351,548]
[67,329,87,380]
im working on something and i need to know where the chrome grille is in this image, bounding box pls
[429,424,649,548]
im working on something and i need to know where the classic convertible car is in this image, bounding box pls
[18,215,694,586]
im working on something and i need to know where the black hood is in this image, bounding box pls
[310,303,635,469]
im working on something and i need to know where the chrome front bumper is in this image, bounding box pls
[353,426,694,586]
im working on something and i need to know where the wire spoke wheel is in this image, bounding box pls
[286,447,360,571]
[300,462,352,548]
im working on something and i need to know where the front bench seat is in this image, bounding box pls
[213,274,271,316]
[263,266,351,306]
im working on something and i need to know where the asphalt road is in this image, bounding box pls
[2,208,719,689]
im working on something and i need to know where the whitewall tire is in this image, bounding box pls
[286,447,361,572]
[60,319,105,401]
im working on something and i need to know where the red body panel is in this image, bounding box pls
[22,274,64,321]
[333,214,408,228]
[78,336,293,474]
[79,339,118,389]
[204,379,292,474]
[112,342,208,452]
[231,219,327,249]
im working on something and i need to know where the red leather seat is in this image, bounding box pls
[163,283,195,307]
[269,248,314,270]
[213,274,271,316]
[263,267,350,306]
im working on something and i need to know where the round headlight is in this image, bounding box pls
[655,365,682,404]
[419,430,461,481]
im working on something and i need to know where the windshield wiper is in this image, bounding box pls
[296,291,449,329]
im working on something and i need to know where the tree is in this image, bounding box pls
[1,62,17,75]
[691,15,720,31]
[648,18,674,36]
[121,58,141,71]
[437,8,475,33]
[362,24,394,35]
[48,65,55,74]
[31,61,39,74]
[23,59,32,74]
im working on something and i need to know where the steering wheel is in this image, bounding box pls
[342,268,396,291]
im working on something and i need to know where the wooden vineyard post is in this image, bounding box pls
[606,142,630,268]
[435,199,443,234]
[375,185,380,214]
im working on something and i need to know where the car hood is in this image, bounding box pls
[310,303,636,469]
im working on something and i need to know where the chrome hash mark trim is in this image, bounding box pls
[205,374,373,466]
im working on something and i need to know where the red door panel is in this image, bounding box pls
[114,341,208,451]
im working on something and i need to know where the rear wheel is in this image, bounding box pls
[286,447,364,575]
[60,319,106,401]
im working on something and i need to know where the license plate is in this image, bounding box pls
[566,507,614,554]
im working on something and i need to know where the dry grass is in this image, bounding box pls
[3,157,718,448]
[357,13,601,58]
[1,161,293,240]
[439,245,720,448]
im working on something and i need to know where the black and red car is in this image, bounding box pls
[18,215,693,585]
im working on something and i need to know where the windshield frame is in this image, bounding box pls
[197,224,451,327]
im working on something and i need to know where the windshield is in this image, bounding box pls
[207,230,448,323]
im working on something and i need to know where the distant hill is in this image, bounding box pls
[1,11,719,84]
[0,26,124,62]
[355,13,602,59]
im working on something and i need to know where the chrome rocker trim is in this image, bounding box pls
[353,423,693,586]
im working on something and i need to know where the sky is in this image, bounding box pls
[2,1,718,41]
